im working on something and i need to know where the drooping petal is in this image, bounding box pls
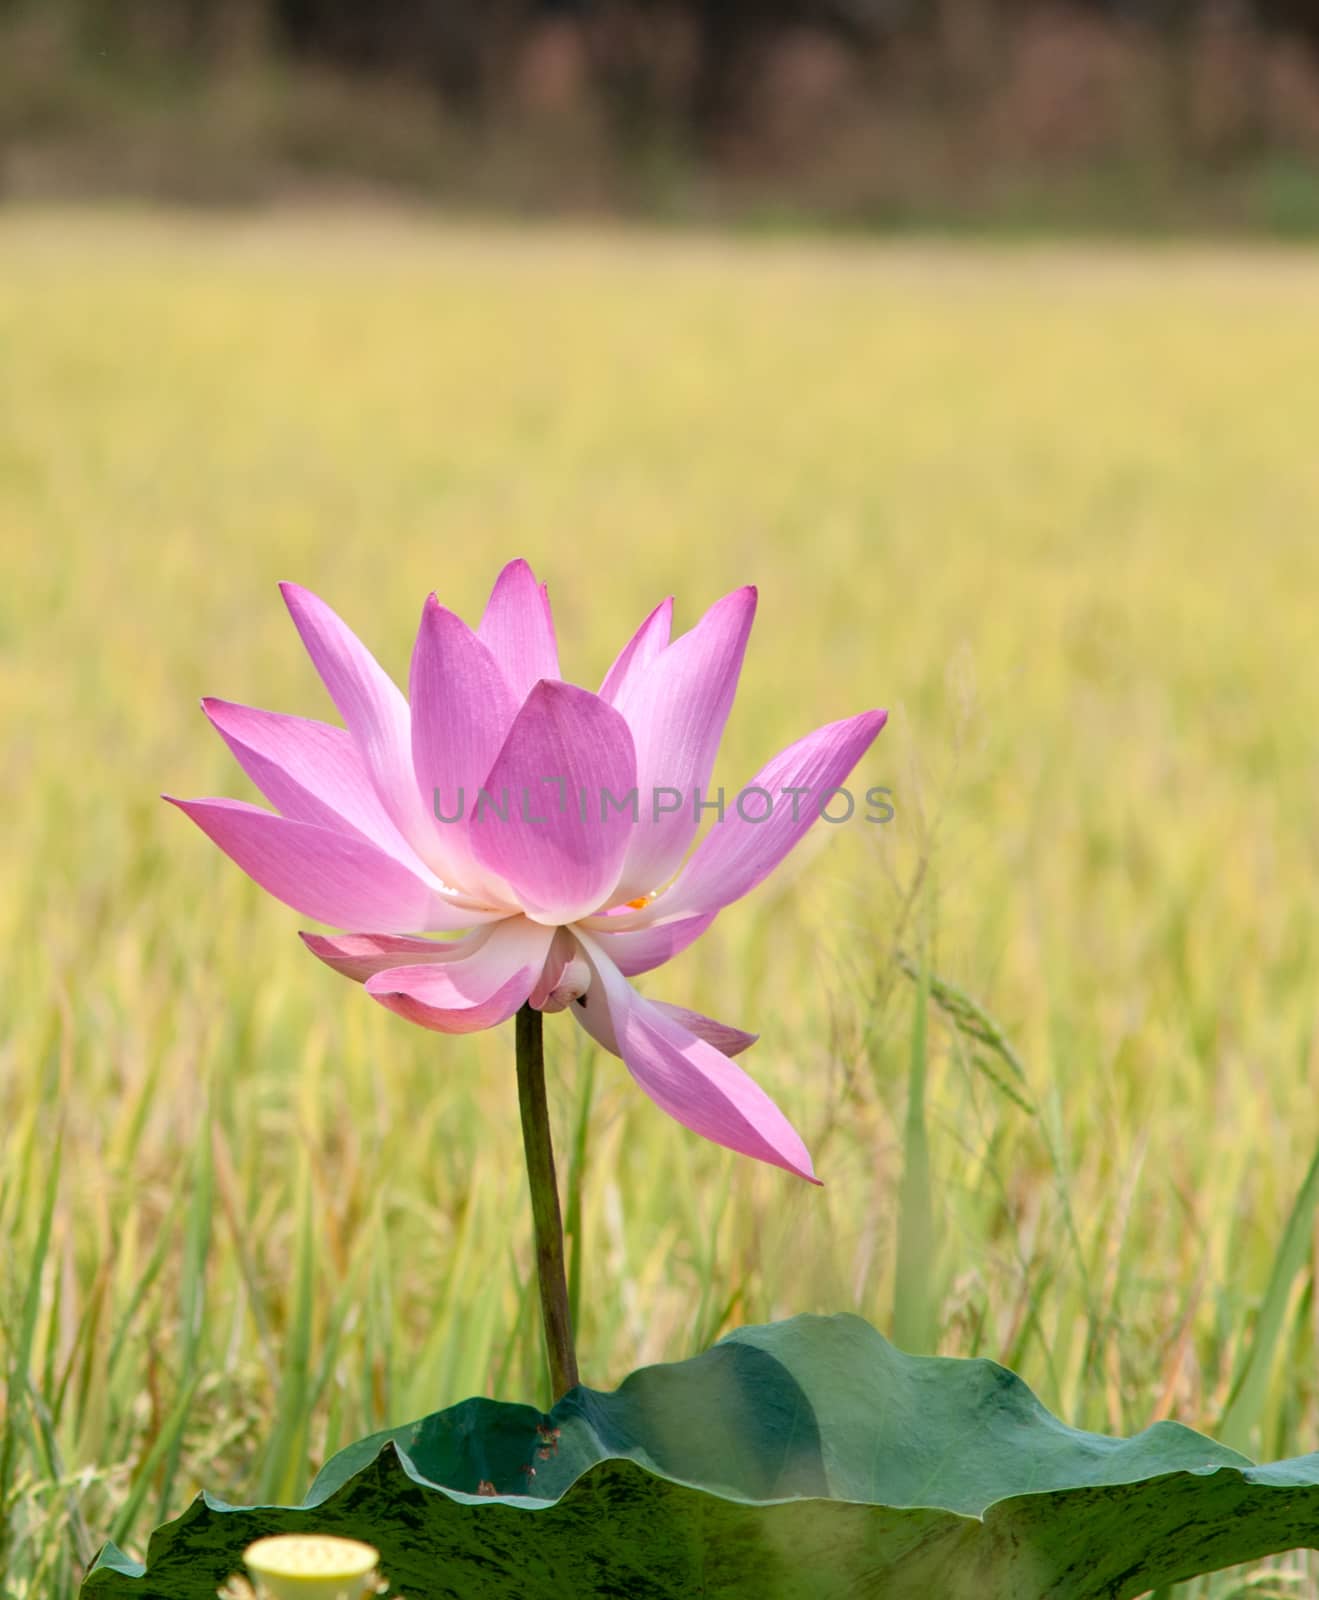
[409,595,519,900]
[166,797,495,932]
[203,699,420,866]
[469,681,637,925]
[609,586,756,900]
[573,934,817,1182]
[477,559,560,704]
[365,917,554,1033]
[651,1004,758,1057]
[575,985,756,1057]
[644,708,888,922]
[279,583,442,868]
[579,910,717,976]
[599,596,673,705]
[300,929,481,983]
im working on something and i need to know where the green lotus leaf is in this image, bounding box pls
[82,1314,1319,1599]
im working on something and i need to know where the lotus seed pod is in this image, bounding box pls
[241,1534,384,1600]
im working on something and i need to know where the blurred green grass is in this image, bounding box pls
[2,210,1319,1597]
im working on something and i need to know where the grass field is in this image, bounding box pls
[3,210,1319,1597]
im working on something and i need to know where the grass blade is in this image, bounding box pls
[893,944,936,1354]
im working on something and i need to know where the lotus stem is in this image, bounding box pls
[514,1002,579,1401]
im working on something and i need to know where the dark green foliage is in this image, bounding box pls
[83,1315,1319,1599]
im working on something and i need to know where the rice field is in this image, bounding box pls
[2,209,1319,1597]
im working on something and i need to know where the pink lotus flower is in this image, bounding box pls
[169,561,886,1182]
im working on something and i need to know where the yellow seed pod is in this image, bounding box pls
[239,1534,386,1600]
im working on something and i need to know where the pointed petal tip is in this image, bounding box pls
[278,580,317,621]
[300,930,351,970]
[776,1142,820,1185]
[524,675,596,709]
[721,583,757,618]
[162,791,237,821]
[498,556,537,582]
[777,1142,821,1185]
[277,579,331,622]
[419,590,463,627]
[199,695,238,724]
[852,707,889,741]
